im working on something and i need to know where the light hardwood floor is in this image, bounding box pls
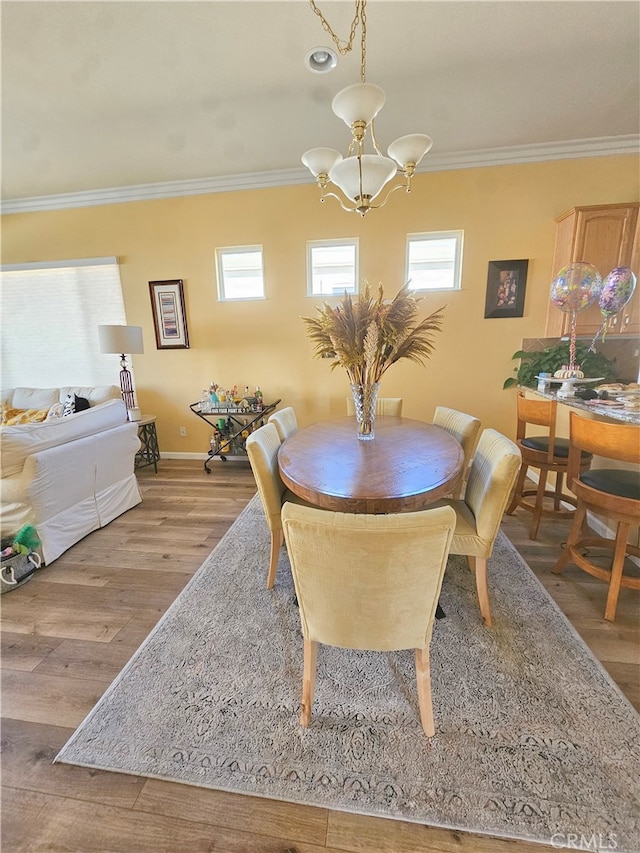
[2,458,638,853]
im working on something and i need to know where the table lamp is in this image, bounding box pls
[98,325,144,414]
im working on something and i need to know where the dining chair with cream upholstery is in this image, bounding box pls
[435,428,521,628]
[268,406,298,443]
[506,391,592,540]
[432,406,481,499]
[345,397,403,417]
[245,423,309,589]
[552,413,640,622]
[281,501,456,736]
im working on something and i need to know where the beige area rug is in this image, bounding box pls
[56,495,640,851]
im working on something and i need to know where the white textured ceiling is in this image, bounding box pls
[2,0,639,203]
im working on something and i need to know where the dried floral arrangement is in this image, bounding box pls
[302,282,446,386]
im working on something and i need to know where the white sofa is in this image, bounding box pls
[1,386,142,565]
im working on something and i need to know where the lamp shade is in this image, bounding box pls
[329,154,397,202]
[387,133,433,168]
[301,147,343,177]
[332,82,386,127]
[98,325,144,355]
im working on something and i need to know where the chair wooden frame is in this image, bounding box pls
[552,412,640,621]
[506,392,592,540]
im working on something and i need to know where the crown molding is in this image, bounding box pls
[2,135,638,215]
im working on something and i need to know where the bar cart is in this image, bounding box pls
[189,398,281,473]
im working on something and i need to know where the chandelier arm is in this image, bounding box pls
[368,180,410,211]
[369,119,383,156]
[319,189,362,214]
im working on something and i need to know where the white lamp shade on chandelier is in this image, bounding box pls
[330,154,397,202]
[387,133,433,169]
[331,82,386,128]
[301,147,343,178]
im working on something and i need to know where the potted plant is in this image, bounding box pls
[503,341,618,390]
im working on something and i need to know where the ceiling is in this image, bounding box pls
[2,0,639,206]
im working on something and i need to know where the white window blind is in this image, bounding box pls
[406,231,464,291]
[307,239,358,296]
[1,257,128,389]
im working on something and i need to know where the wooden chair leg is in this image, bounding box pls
[506,464,528,515]
[266,529,283,589]
[475,557,492,628]
[553,471,564,512]
[415,647,435,737]
[552,504,587,575]
[466,555,476,573]
[604,521,631,622]
[529,470,547,540]
[300,639,317,727]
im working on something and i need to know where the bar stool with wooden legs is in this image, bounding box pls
[552,413,640,622]
[506,391,592,540]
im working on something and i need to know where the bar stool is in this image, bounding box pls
[552,413,640,622]
[506,392,592,539]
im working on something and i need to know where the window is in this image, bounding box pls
[307,239,358,296]
[216,246,265,301]
[1,257,128,388]
[406,231,463,291]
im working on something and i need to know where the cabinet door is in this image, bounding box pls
[545,204,639,336]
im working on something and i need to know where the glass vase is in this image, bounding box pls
[350,382,379,441]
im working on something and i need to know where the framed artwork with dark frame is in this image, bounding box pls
[484,259,529,318]
[149,279,190,349]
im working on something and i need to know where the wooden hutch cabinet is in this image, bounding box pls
[544,203,639,337]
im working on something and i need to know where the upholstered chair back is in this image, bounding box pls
[345,397,403,417]
[433,406,481,498]
[245,423,286,533]
[268,407,298,443]
[282,503,455,652]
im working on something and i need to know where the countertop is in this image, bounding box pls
[532,389,640,425]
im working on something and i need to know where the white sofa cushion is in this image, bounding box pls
[58,386,121,406]
[10,388,59,409]
[0,398,128,477]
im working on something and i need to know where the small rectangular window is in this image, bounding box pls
[216,246,265,301]
[406,231,463,291]
[307,239,358,296]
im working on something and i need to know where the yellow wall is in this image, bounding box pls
[2,154,638,454]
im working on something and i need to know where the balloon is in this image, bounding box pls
[598,267,637,318]
[550,262,602,313]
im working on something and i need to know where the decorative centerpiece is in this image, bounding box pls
[303,282,445,439]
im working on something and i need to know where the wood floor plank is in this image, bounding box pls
[1,461,637,851]
[0,788,341,853]
[2,670,111,728]
[135,778,328,846]
[1,718,145,807]
[1,631,64,672]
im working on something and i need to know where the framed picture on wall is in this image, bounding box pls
[149,279,190,349]
[484,259,529,318]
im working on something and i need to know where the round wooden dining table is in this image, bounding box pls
[278,416,464,513]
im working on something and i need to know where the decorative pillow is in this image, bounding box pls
[46,402,64,421]
[62,394,75,417]
[1,405,50,426]
[74,395,90,412]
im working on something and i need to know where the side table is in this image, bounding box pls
[135,415,160,474]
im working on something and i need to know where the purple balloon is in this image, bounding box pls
[599,267,637,318]
[550,262,602,313]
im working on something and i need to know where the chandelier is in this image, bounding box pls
[302,0,432,217]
